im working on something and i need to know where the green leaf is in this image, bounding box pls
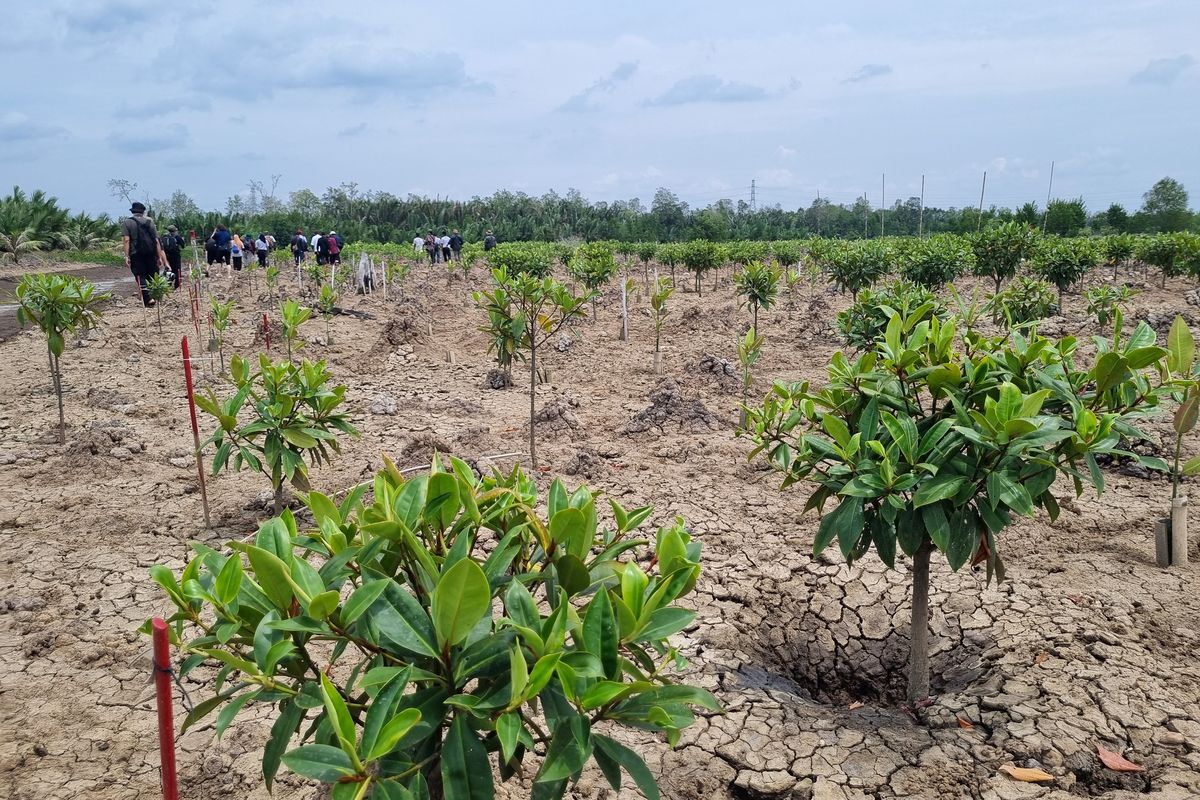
[912,474,967,509]
[214,555,243,605]
[425,472,461,531]
[525,653,562,699]
[536,714,592,783]
[441,716,495,800]
[593,734,661,800]
[1168,315,1195,375]
[580,681,637,710]
[581,589,618,680]
[1183,454,1200,476]
[509,646,529,700]
[815,497,865,560]
[307,590,340,619]
[921,504,951,552]
[246,546,294,611]
[281,428,319,448]
[365,708,422,761]
[549,506,586,552]
[497,712,522,763]
[1174,394,1199,437]
[362,582,439,658]
[214,690,258,739]
[432,559,491,647]
[281,744,356,782]
[263,699,304,789]
[554,554,590,597]
[360,669,410,760]
[633,607,695,642]
[320,673,360,767]
[341,578,390,626]
[987,471,1035,516]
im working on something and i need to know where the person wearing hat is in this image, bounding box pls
[121,202,167,307]
[160,224,186,289]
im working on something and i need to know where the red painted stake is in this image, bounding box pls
[151,618,180,800]
[181,336,211,528]
[262,312,270,352]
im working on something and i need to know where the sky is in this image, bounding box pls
[3,0,1198,218]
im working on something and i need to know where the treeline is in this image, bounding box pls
[1,178,1196,265]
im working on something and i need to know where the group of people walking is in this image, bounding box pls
[289,229,344,267]
[413,230,497,264]
[205,225,275,271]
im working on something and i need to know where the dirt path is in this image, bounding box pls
[1,263,1198,799]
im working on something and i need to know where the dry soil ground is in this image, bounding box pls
[1,257,1199,800]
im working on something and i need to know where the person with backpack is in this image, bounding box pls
[449,229,464,262]
[160,224,185,289]
[315,232,330,265]
[290,229,309,266]
[230,234,244,271]
[484,230,497,251]
[424,232,438,264]
[121,202,168,307]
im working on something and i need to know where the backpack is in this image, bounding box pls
[327,236,340,255]
[130,216,158,256]
[293,235,308,252]
[160,234,181,254]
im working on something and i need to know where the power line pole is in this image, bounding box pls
[1042,160,1055,233]
[880,173,886,236]
[750,179,756,212]
[918,174,925,237]
[976,171,987,232]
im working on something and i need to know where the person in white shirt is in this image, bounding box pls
[413,235,424,254]
[438,234,452,264]
[310,232,321,254]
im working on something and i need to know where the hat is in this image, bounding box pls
[130,201,146,213]
[168,225,178,233]
[329,230,336,235]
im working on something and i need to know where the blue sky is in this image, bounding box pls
[2,0,1197,217]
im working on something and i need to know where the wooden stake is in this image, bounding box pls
[181,336,211,528]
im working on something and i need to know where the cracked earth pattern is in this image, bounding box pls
[1,262,1199,799]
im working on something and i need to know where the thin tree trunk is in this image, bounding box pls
[274,483,285,515]
[907,541,934,704]
[529,337,538,469]
[753,303,759,336]
[49,346,65,444]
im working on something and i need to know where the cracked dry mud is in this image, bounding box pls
[2,262,1199,800]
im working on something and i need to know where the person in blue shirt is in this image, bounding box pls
[211,224,232,264]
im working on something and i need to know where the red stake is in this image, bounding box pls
[181,336,211,528]
[151,618,180,800]
[262,312,270,352]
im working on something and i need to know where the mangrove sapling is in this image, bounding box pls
[679,240,720,296]
[620,277,634,341]
[194,354,358,513]
[733,260,781,335]
[985,276,1058,326]
[783,266,803,316]
[15,273,109,444]
[1101,233,1136,280]
[969,221,1036,292]
[649,277,673,374]
[1084,284,1136,328]
[571,241,618,322]
[634,241,658,287]
[771,240,803,272]
[1032,237,1097,309]
[1160,316,1200,563]
[736,329,763,428]
[280,300,312,363]
[472,278,523,385]
[146,273,171,332]
[210,297,235,374]
[264,264,280,301]
[317,284,337,345]
[744,308,1171,704]
[503,268,590,469]
[824,239,892,297]
[145,460,716,799]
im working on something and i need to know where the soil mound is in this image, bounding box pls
[684,353,739,391]
[623,378,723,434]
[532,394,581,436]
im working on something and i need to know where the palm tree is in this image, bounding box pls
[0,227,47,264]
[55,224,113,252]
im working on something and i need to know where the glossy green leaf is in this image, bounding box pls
[432,559,491,647]
[281,744,356,782]
[441,716,495,800]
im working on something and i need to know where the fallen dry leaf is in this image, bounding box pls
[956,716,974,729]
[848,701,864,710]
[999,764,1054,783]
[1034,651,1049,665]
[1097,745,1144,772]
